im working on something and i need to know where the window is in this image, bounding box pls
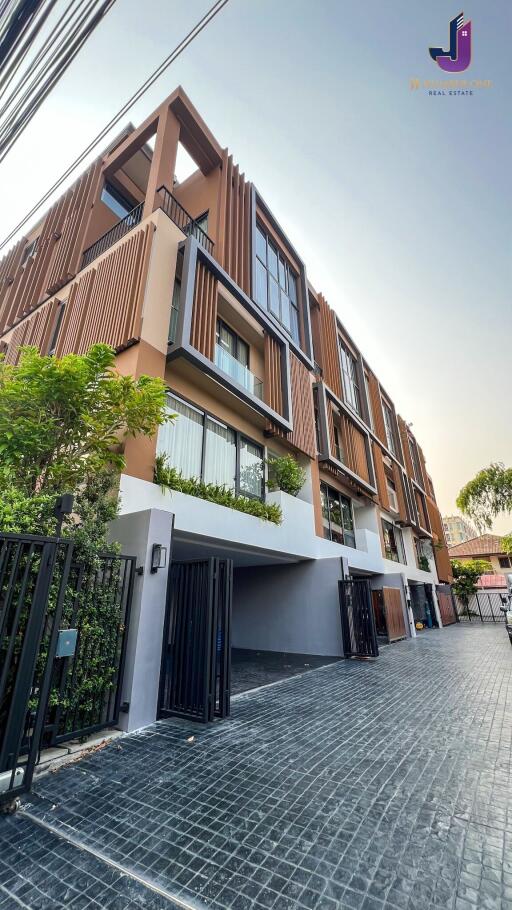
[499,557,512,569]
[157,394,264,500]
[48,300,66,356]
[339,342,361,415]
[363,372,374,430]
[21,237,39,266]
[386,478,399,513]
[382,519,406,563]
[168,279,181,344]
[216,319,249,368]
[408,437,423,485]
[382,400,396,456]
[313,388,321,453]
[320,482,355,548]
[194,211,208,234]
[255,222,300,343]
[101,182,135,219]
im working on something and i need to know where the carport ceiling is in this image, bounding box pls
[171,533,307,568]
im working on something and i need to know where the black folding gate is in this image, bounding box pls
[159,558,232,723]
[339,577,379,659]
[0,532,73,808]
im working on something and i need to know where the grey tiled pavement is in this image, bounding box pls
[1,624,512,909]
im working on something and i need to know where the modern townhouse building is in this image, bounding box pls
[0,87,452,727]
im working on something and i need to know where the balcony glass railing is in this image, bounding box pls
[215,344,263,400]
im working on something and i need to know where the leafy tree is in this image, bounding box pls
[267,454,306,497]
[502,533,512,557]
[0,343,169,497]
[457,463,512,531]
[451,559,493,607]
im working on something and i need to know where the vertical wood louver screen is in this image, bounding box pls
[264,333,283,417]
[317,294,342,399]
[417,443,428,491]
[393,463,408,523]
[0,160,102,337]
[270,354,317,458]
[397,416,415,478]
[415,490,428,530]
[341,415,370,483]
[191,260,217,360]
[426,497,452,582]
[372,442,390,511]
[368,372,386,446]
[220,151,251,297]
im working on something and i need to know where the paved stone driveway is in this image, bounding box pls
[1,625,511,910]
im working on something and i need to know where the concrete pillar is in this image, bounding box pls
[108,508,173,732]
[431,583,443,629]
[144,106,181,218]
[401,573,417,638]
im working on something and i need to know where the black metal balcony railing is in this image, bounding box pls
[81,202,144,269]
[157,185,214,255]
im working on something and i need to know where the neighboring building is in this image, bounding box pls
[0,88,452,718]
[443,514,478,547]
[448,534,512,576]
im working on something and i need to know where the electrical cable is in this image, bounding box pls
[0,0,230,252]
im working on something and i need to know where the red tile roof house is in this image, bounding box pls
[448,534,512,590]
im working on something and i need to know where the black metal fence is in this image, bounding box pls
[159,558,232,723]
[157,185,214,255]
[0,533,73,806]
[44,553,135,746]
[455,591,507,623]
[0,531,135,809]
[81,202,144,268]
[339,577,379,659]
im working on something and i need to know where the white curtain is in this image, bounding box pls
[157,395,203,479]
[204,418,236,489]
[239,439,263,498]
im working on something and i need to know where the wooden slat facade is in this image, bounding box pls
[0,161,102,337]
[264,333,283,417]
[426,495,452,582]
[316,293,342,399]
[438,593,456,625]
[393,463,409,523]
[367,371,386,446]
[191,260,217,360]
[0,225,154,362]
[372,441,390,511]
[220,150,251,297]
[340,413,370,484]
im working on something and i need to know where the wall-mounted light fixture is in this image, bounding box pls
[151,543,168,573]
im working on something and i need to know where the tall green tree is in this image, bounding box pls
[451,559,493,607]
[457,463,512,533]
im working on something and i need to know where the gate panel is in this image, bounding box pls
[382,587,407,642]
[455,592,507,622]
[0,533,73,807]
[339,578,379,658]
[437,592,458,625]
[159,558,233,723]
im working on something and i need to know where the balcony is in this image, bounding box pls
[214,343,263,400]
[81,202,143,269]
[157,186,214,255]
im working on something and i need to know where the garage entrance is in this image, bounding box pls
[409,582,438,629]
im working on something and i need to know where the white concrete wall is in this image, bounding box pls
[232,558,344,656]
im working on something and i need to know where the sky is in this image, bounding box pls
[0,0,510,531]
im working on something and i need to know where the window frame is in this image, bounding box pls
[21,236,39,267]
[48,299,66,356]
[159,391,265,501]
[382,399,397,456]
[320,481,356,548]
[498,556,511,569]
[255,221,300,344]
[386,477,399,514]
[382,518,406,564]
[339,341,361,416]
[100,181,136,219]
[216,317,250,369]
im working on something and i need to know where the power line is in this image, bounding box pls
[0,0,230,252]
[0,0,117,163]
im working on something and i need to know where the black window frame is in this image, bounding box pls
[101,181,136,219]
[382,399,397,456]
[254,221,300,344]
[48,299,66,356]
[162,391,265,501]
[216,317,250,369]
[320,481,356,548]
[21,236,39,267]
[339,341,361,416]
[382,518,406,564]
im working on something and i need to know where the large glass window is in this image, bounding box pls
[320,482,355,548]
[255,222,300,343]
[157,394,264,500]
[204,418,236,489]
[339,343,361,415]
[382,400,396,456]
[382,519,406,563]
[157,396,203,479]
[100,181,135,219]
[216,319,249,367]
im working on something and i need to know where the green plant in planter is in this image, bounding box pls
[266,454,306,497]
[418,554,430,572]
[154,454,282,524]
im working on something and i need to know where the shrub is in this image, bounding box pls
[154,454,282,525]
[418,555,430,572]
[266,454,306,497]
